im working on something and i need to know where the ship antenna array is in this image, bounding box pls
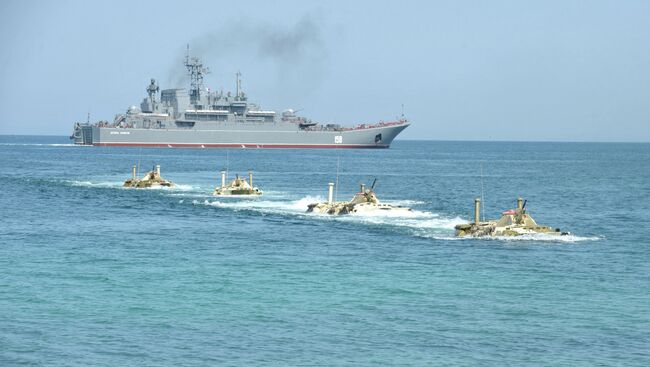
[185,44,210,104]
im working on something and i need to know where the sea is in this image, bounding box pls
[1,135,648,366]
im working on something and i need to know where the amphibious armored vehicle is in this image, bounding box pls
[307,179,412,215]
[213,170,262,196]
[455,197,568,237]
[123,164,175,188]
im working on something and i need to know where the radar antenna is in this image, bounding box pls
[185,44,210,104]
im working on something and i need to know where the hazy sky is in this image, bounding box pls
[1,0,649,141]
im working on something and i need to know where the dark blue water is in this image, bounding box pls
[1,136,649,366]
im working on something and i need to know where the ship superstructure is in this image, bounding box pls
[71,48,409,148]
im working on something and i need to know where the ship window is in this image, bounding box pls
[185,113,228,121]
[175,121,195,128]
[203,113,227,121]
[230,106,246,115]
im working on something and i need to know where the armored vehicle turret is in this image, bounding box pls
[455,197,569,237]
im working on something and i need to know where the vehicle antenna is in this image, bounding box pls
[136,147,142,177]
[480,162,486,222]
[335,153,340,202]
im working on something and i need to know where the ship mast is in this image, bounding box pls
[147,78,159,110]
[236,71,241,100]
[185,45,210,105]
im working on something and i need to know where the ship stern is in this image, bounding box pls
[71,124,94,145]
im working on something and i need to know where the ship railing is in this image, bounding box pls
[350,119,408,131]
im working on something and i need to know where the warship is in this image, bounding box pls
[307,179,412,215]
[123,164,174,188]
[71,48,409,148]
[454,197,569,237]
[214,170,262,196]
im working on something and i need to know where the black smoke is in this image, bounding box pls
[168,14,328,95]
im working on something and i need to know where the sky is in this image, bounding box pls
[0,0,649,141]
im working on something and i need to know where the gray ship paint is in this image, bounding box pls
[71,49,409,148]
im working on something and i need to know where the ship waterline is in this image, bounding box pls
[71,48,410,148]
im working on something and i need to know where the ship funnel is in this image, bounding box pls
[360,183,365,193]
[474,198,481,225]
[156,165,161,176]
[132,165,137,179]
[220,171,226,188]
[249,170,253,188]
[517,197,523,210]
[328,183,334,204]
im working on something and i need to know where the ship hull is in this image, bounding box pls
[78,122,409,149]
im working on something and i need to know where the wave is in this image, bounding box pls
[420,231,600,243]
[195,196,462,234]
[198,195,322,214]
[68,180,197,191]
[194,196,599,242]
[62,181,599,243]
[167,192,211,198]
[381,199,427,206]
[69,180,124,189]
[491,233,600,243]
